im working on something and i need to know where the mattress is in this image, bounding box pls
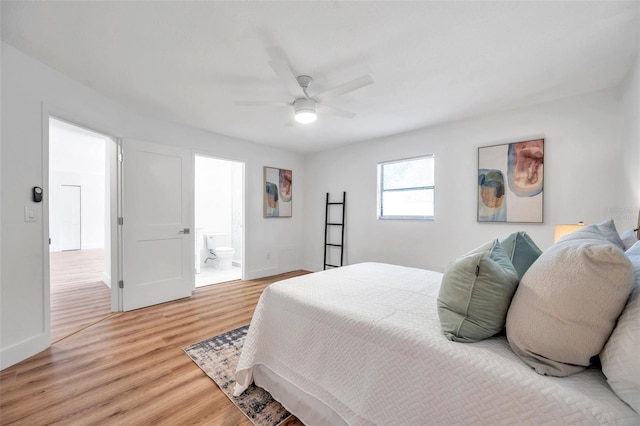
[234,262,640,425]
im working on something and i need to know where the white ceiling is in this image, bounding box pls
[2,1,639,153]
[49,118,108,175]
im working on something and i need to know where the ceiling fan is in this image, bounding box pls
[235,48,374,124]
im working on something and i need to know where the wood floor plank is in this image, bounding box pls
[49,249,112,343]
[0,269,308,425]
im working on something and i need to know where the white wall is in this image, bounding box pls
[621,44,640,220]
[303,86,635,273]
[49,119,107,251]
[0,43,305,369]
[231,161,243,263]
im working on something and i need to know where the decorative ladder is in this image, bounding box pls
[323,192,346,270]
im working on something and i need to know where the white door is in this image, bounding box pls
[60,185,81,251]
[121,139,193,311]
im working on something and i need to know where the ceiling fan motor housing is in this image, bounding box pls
[294,97,316,113]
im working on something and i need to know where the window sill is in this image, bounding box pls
[378,216,434,221]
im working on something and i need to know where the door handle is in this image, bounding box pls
[179,228,190,234]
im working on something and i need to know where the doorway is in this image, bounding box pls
[60,185,81,251]
[48,117,115,342]
[194,155,244,287]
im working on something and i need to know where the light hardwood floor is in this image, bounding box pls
[0,268,309,425]
[49,249,112,343]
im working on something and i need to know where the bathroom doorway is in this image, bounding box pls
[194,155,244,287]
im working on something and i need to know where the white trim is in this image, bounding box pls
[245,267,279,281]
[377,154,435,220]
[42,102,52,347]
[0,333,50,370]
[44,105,123,320]
[113,137,123,312]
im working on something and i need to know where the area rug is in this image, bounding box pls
[184,325,291,426]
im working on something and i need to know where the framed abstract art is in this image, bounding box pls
[263,166,292,218]
[478,139,544,223]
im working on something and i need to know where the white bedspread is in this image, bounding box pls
[234,262,639,425]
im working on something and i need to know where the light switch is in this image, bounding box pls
[24,206,37,222]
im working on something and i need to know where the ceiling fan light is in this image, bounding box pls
[293,97,317,124]
[294,110,317,124]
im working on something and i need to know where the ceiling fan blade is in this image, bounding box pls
[314,75,374,103]
[265,46,289,63]
[268,59,306,99]
[234,100,289,107]
[318,104,357,119]
[285,117,297,127]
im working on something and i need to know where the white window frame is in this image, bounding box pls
[377,155,435,221]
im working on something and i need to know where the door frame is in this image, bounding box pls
[43,107,123,342]
[193,151,246,282]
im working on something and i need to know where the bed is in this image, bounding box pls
[234,261,640,425]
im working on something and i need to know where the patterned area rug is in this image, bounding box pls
[184,325,291,426]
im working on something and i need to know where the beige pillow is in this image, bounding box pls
[506,238,634,376]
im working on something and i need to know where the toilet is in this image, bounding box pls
[205,233,236,270]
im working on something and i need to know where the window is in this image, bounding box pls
[377,155,434,220]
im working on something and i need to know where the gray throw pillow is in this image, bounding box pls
[506,238,634,376]
[500,232,542,279]
[438,240,520,343]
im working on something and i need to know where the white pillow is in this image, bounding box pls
[601,241,640,413]
[559,219,625,250]
[621,229,639,251]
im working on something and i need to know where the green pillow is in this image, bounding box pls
[500,232,542,279]
[437,240,520,342]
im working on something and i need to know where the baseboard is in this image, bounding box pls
[244,267,279,280]
[304,262,324,273]
[0,332,50,371]
[81,244,105,250]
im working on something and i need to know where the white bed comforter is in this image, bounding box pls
[234,263,639,425]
